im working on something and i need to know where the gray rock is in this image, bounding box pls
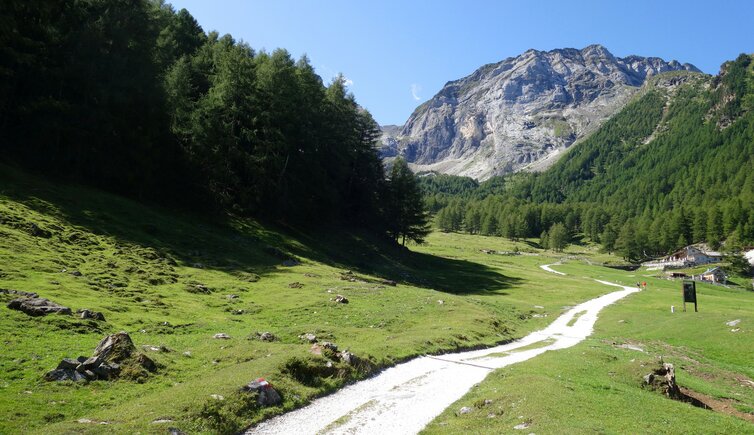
[213,333,231,339]
[79,309,106,321]
[242,379,282,406]
[334,295,349,304]
[7,297,72,316]
[135,353,157,372]
[93,332,136,362]
[381,45,700,180]
[459,406,472,414]
[81,356,102,370]
[56,358,80,370]
[257,332,276,342]
[92,362,120,380]
[299,333,317,343]
[44,368,87,382]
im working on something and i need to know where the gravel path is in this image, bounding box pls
[540,263,566,275]
[247,280,638,434]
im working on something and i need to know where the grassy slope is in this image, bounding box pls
[0,166,614,434]
[423,262,754,434]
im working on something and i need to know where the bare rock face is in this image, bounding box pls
[381,45,700,180]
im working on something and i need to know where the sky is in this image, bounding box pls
[168,0,754,126]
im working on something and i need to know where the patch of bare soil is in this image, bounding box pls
[680,387,754,423]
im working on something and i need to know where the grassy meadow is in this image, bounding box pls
[423,261,754,434]
[0,166,615,434]
[1,166,753,433]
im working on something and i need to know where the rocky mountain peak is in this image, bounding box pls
[381,45,700,180]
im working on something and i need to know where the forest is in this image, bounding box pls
[0,0,428,244]
[425,55,754,261]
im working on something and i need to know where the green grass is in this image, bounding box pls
[0,166,616,434]
[3,165,753,433]
[423,261,754,434]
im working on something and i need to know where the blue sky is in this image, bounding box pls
[168,0,754,126]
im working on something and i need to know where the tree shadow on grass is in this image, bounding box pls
[0,165,520,295]
[279,226,521,295]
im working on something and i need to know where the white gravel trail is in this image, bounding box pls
[540,263,566,275]
[247,280,638,435]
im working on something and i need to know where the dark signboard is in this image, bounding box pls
[682,280,697,312]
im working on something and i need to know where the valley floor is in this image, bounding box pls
[1,168,753,433]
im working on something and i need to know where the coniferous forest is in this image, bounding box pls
[0,0,427,242]
[425,56,754,261]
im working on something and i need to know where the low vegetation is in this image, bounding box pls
[424,261,754,433]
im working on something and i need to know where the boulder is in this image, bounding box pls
[93,332,136,362]
[242,378,282,406]
[92,362,120,380]
[44,368,87,382]
[56,358,80,370]
[79,309,106,321]
[135,353,157,372]
[380,279,397,287]
[7,297,72,316]
[80,356,102,371]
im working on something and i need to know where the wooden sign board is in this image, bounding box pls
[682,280,697,312]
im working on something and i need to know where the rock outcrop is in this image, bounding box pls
[45,331,157,382]
[381,45,700,180]
[7,296,72,316]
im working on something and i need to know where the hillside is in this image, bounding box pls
[0,164,619,433]
[381,45,698,180]
[428,55,754,260]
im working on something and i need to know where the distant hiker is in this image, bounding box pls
[642,282,647,289]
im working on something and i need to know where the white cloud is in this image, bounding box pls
[343,77,354,87]
[410,83,422,101]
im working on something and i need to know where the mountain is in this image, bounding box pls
[429,53,754,259]
[382,45,700,180]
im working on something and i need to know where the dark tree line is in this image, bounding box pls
[428,55,754,261]
[0,0,428,243]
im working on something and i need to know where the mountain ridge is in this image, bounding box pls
[381,45,701,180]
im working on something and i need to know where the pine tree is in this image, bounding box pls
[384,158,430,245]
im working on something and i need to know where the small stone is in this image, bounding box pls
[726,319,741,327]
[151,418,174,424]
[487,413,496,418]
[257,332,276,342]
[210,394,224,400]
[438,300,444,305]
[288,282,304,288]
[241,378,282,406]
[77,418,93,424]
[226,294,239,300]
[71,271,82,277]
[213,333,231,339]
[459,406,472,414]
[334,295,349,304]
[300,333,317,343]
[136,353,157,372]
[514,422,530,430]
[484,399,493,406]
[183,351,192,357]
